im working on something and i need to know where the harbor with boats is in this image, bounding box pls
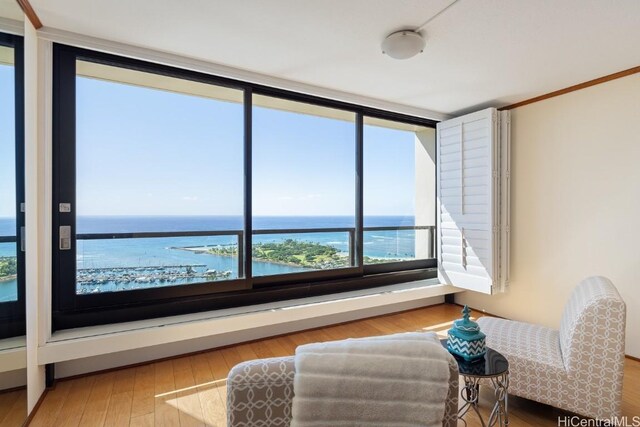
[76,263,233,294]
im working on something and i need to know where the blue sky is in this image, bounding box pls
[0,64,16,219]
[73,74,418,217]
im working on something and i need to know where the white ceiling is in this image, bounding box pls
[29,0,640,116]
[0,0,23,22]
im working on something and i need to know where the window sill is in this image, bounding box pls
[0,336,26,373]
[39,280,461,365]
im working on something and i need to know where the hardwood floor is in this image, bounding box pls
[0,388,26,427]
[28,304,640,426]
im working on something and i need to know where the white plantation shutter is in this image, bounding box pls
[436,108,510,294]
[499,110,511,292]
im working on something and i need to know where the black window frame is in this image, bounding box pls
[52,43,438,331]
[0,32,25,340]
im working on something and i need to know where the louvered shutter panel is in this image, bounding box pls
[436,108,509,294]
[498,110,511,292]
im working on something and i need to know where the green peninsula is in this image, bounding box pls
[0,257,17,281]
[206,240,403,269]
[210,239,349,270]
[254,239,350,269]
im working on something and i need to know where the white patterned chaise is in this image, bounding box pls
[227,354,459,427]
[477,276,626,419]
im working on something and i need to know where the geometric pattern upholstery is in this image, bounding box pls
[227,357,295,427]
[477,276,626,420]
[227,354,460,427]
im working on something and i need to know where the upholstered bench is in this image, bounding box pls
[478,276,626,419]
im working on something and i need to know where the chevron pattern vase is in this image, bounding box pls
[447,305,487,361]
[447,334,486,361]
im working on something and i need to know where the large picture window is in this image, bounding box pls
[0,33,24,339]
[52,44,437,330]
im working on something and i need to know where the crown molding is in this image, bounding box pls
[0,17,24,35]
[500,65,640,110]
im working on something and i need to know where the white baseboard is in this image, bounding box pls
[0,369,27,391]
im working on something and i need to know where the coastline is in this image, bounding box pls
[0,274,17,283]
[173,245,410,268]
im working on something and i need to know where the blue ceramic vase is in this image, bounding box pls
[447,305,487,361]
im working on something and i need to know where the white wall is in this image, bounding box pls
[457,73,640,358]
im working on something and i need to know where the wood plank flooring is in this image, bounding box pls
[27,304,640,426]
[0,388,26,427]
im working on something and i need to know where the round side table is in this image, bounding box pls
[440,339,509,427]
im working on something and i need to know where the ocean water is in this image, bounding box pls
[0,217,17,302]
[0,241,17,302]
[0,216,428,298]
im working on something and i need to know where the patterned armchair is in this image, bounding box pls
[227,355,460,427]
[477,276,626,419]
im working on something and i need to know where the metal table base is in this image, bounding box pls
[458,371,509,427]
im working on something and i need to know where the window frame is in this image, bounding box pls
[52,43,438,331]
[0,32,25,340]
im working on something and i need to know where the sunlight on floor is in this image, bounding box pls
[421,319,455,338]
[161,379,228,425]
[154,378,226,398]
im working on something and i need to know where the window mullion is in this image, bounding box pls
[355,112,364,271]
[243,88,253,286]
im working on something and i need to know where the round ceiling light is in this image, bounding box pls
[381,30,426,60]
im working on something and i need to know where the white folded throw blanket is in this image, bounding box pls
[291,332,451,427]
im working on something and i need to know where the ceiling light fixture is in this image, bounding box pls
[381,31,426,60]
[381,0,461,60]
